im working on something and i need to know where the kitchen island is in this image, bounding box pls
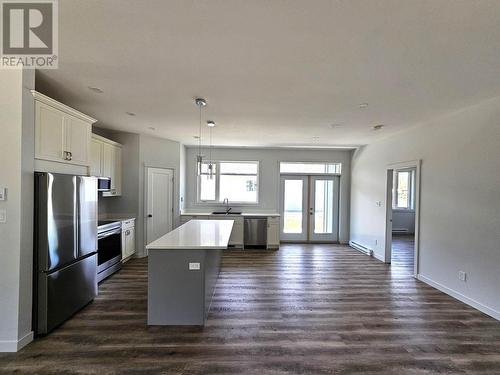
[146,219,234,326]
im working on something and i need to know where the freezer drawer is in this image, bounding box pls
[244,217,268,247]
[36,254,97,334]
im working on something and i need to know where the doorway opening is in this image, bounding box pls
[385,161,421,277]
[280,174,340,243]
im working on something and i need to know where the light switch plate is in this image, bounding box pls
[189,262,200,270]
[0,187,6,201]
[0,209,6,223]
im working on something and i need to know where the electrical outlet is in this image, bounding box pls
[0,209,6,223]
[189,262,200,270]
[458,271,467,282]
[0,187,6,200]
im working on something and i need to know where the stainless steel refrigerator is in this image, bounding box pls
[34,172,98,335]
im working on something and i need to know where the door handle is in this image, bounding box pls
[148,214,153,218]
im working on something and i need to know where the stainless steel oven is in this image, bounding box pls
[97,220,122,282]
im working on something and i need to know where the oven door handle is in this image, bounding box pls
[98,228,122,240]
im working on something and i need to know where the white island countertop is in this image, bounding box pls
[146,219,234,250]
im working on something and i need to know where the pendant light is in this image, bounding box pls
[195,98,207,175]
[206,121,216,179]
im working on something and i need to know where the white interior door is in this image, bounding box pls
[280,176,308,241]
[146,167,174,245]
[309,176,339,242]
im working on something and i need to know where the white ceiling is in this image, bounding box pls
[37,0,500,147]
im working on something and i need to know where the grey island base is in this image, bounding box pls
[146,220,234,326]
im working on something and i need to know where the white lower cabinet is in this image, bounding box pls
[121,219,136,261]
[216,216,244,248]
[267,217,280,249]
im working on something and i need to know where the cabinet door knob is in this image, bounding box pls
[148,214,153,218]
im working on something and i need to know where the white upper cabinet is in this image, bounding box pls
[89,138,103,176]
[33,91,96,166]
[91,134,123,197]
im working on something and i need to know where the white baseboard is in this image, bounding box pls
[0,331,33,352]
[417,274,500,321]
[372,252,385,262]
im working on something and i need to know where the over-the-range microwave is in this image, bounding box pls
[97,177,112,191]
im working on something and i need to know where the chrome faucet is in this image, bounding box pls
[223,198,231,214]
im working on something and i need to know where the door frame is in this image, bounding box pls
[144,166,174,252]
[279,174,340,243]
[385,160,421,277]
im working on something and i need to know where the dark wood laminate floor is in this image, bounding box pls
[1,244,500,374]
[391,234,415,274]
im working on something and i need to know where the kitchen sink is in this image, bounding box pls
[211,211,242,215]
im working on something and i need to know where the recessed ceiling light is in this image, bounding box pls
[206,121,216,128]
[126,112,136,117]
[312,136,320,142]
[372,124,384,131]
[359,103,369,109]
[88,86,104,94]
[148,127,156,131]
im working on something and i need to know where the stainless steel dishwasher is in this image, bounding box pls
[244,217,268,248]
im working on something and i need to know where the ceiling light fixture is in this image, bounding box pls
[359,103,369,109]
[372,124,384,131]
[88,86,104,94]
[195,98,207,175]
[206,121,216,179]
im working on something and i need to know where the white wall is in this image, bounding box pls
[392,210,415,234]
[185,147,352,243]
[0,69,35,352]
[350,95,500,319]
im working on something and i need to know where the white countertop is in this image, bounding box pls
[181,211,280,217]
[146,220,234,250]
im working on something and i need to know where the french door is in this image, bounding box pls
[280,175,339,242]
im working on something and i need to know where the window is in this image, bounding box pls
[198,161,259,204]
[280,162,341,174]
[393,169,415,210]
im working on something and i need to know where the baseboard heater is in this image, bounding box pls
[392,228,409,234]
[349,241,373,257]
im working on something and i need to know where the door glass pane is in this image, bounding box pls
[283,180,303,233]
[314,180,334,234]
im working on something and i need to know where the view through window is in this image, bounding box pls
[393,169,415,209]
[198,161,259,203]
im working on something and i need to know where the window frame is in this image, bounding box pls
[279,161,342,175]
[393,168,415,211]
[196,160,260,205]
